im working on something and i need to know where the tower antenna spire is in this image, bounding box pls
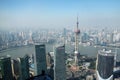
[77,14,79,29]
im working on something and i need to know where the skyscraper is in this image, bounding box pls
[34,44,47,75]
[18,55,30,80]
[96,49,115,80]
[0,55,13,80]
[11,59,20,79]
[54,45,66,80]
[12,55,30,80]
[110,33,114,43]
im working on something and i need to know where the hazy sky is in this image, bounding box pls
[0,0,120,30]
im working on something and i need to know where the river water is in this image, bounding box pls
[0,43,120,60]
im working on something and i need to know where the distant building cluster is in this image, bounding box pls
[0,30,56,51]
[0,27,120,51]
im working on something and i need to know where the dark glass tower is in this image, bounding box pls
[11,59,20,79]
[12,55,30,80]
[54,45,66,80]
[96,50,114,80]
[34,44,47,75]
[18,55,30,80]
[0,55,13,80]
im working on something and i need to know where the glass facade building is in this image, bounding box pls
[96,50,115,80]
[54,45,66,80]
[34,44,47,75]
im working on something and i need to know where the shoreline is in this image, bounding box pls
[0,44,119,53]
[0,45,34,53]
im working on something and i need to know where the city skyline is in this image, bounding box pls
[0,0,120,30]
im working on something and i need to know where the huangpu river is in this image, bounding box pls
[0,43,120,60]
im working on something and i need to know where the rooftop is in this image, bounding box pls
[98,49,115,56]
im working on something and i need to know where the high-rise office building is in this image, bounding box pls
[34,44,47,75]
[94,37,99,45]
[54,45,66,80]
[96,49,115,80]
[18,55,30,80]
[12,55,30,80]
[110,33,114,43]
[0,55,13,80]
[11,59,20,79]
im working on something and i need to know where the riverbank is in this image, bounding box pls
[0,45,34,53]
[0,43,120,60]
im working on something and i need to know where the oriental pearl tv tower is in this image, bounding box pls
[74,16,80,66]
